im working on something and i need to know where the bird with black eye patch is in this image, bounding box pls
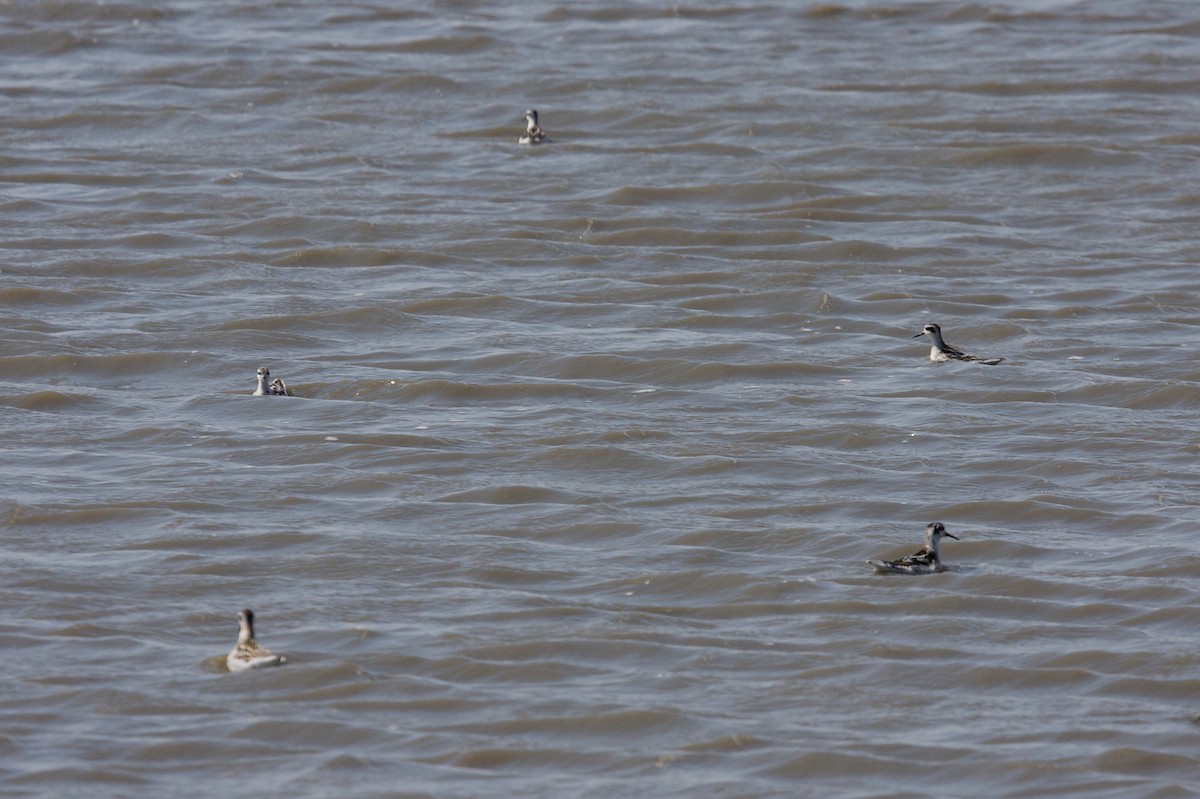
[868,522,960,575]
[914,323,1004,365]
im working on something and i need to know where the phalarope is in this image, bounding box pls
[868,522,959,575]
[253,366,290,396]
[226,608,287,672]
[914,323,1004,365]
[518,109,550,145]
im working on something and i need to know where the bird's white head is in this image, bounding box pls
[926,521,959,545]
[914,323,942,340]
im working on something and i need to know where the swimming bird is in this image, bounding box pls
[226,608,287,672]
[253,366,290,396]
[868,522,960,575]
[518,109,550,145]
[914,323,1004,365]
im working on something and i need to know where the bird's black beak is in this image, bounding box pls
[944,532,960,540]
[913,332,925,338]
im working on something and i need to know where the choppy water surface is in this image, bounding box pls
[3,1,1200,796]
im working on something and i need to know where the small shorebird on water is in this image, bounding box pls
[226,609,287,672]
[868,522,960,575]
[519,109,550,145]
[253,366,290,396]
[914,323,1005,365]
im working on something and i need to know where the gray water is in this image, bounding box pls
[3,1,1200,796]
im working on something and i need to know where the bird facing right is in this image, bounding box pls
[868,522,960,575]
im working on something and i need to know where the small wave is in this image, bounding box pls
[435,485,595,506]
[947,142,1139,170]
[0,389,108,413]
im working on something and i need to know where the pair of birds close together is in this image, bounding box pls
[227,520,961,673]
